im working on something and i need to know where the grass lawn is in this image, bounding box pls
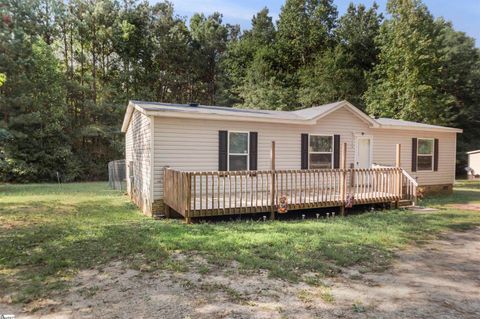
[1,181,480,304]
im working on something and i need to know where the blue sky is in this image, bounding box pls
[159,0,480,47]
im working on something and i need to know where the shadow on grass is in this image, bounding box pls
[2,181,480,303]
[421,190,480,206]
[2,204,480,303]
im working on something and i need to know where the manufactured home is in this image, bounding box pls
[121,100,462,220]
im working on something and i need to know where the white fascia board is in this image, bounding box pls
[121,102,152,132]
[375,124,463,133]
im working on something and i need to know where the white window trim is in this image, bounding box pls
[308,134,334,169]
[228,131,249,171]
[417,137,434,172]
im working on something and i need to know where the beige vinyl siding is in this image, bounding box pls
[152,106,457,200]
[469,152,480,174]
[372,129,456,186]
[153,107,369,199]
[125,109,152,213]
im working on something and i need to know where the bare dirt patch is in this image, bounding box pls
[450,203,480,211]
[2,228,480,319]
[330,227,480,318]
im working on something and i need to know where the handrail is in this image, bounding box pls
[401,169,418,186]
[164,167,408,218]
[401,169,418,206]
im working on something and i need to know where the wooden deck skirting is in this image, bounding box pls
[163,166,418,220]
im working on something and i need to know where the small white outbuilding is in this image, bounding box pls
[467,150,480,179]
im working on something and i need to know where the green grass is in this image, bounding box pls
[1,181,480,304]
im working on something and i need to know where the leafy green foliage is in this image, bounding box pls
[364,0,454,124]
[0,0,479,181]
[299,45,366,107]
[1,40,75,182]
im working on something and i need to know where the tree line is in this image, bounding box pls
[0,0,479,182]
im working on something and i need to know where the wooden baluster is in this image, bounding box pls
[321,170,325,204]
[192,174,196,214]
[215,173,219,214]
[299,170,303,207]
[254,174,259,212]
[294,170,297,207]
[304,170,307,206]
[249,172,253,213]
[234,172,237,212]
[222,173,226,214]
[228,173,232,214]
[211,173,215,213]
[246,173,249,214]
[325,170,332,204]
[205,173,209,212]
[239,173,243,213]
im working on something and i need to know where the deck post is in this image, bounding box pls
[395,144,401,208]
[270,141,276,220]
[340,142,347,216]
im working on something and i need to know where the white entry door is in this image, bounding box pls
[355,137,372,168]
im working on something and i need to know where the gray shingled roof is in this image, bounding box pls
[375,118,457,131]
[130,100,343,121]
[125,100,461,133]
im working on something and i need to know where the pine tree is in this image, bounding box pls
[299,45,364,106]
[222,8,276,106]
[436,19,480,170]
[364,0,453,124]
[299,3,382,108]
[190,12,229,105]
[276,0,337,69]
[1,40,74,182]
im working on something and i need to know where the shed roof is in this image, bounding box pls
[467,150,480,155]
[121,100,462,133]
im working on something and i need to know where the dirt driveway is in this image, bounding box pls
[2,227,480,319]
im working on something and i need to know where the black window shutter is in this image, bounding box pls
[301,134,309,169]
[333,134,340,169]
[249,132,258,170]
[434,138,439,171]
[412,138,417,172]
[219,131,228,171]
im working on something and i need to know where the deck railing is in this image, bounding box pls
[163,167,414,219]
[401,169,418,205]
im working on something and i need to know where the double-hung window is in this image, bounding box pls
[309,135,333,169]
[417,138,434,171]
[228,132,249,171]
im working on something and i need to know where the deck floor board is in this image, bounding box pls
[189,191,398,216]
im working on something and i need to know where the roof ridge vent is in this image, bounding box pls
[188,102,199,107]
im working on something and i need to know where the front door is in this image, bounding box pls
[356,137,372,168]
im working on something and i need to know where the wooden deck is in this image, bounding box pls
[163,167,418,220]
[189,191,399,216]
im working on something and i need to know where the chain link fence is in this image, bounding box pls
[108,160,126,190]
